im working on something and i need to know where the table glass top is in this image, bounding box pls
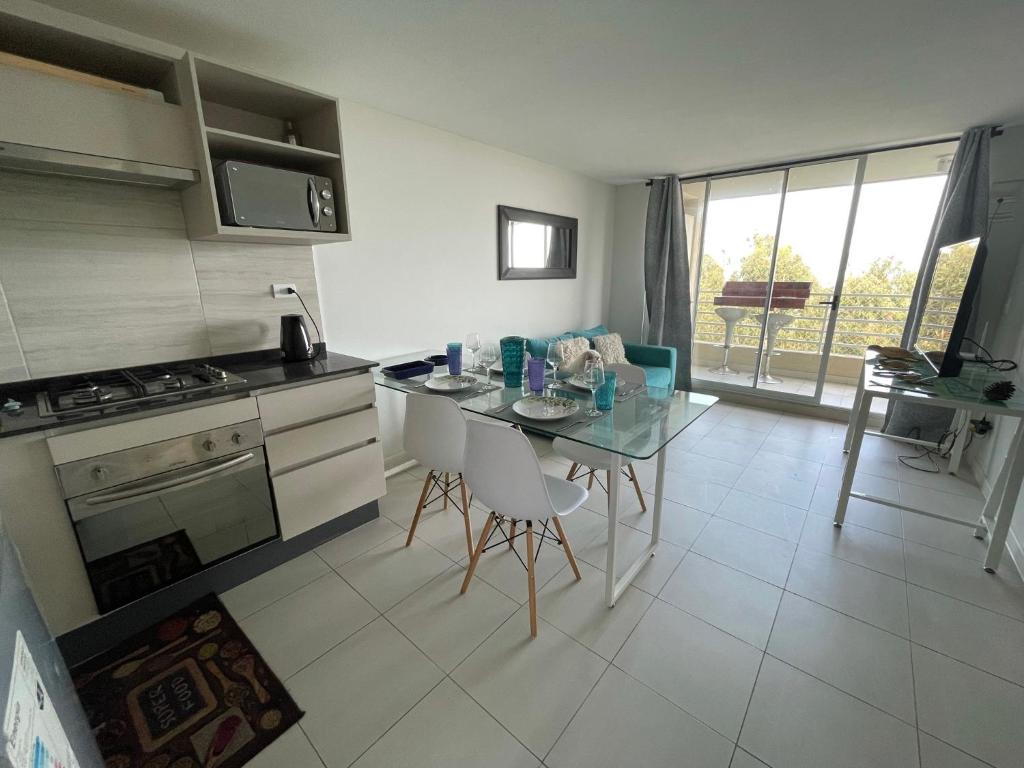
[862,351,1024,414]
[374,364,718,460]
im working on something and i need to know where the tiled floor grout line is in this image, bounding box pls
[726,495,808,768]
[902,532,925,768]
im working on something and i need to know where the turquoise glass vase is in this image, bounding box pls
[499,336,526,388]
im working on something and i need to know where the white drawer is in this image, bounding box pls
[47,398,259,464]
[272,441,386,540]
[265,407,380,474]
[258,374,374,432]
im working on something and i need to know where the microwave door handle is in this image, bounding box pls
[308,177,321,228]
[81,452,256,507]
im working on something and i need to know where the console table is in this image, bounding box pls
[838,351,1024,572]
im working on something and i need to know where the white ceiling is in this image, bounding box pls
[41,0,1024,183]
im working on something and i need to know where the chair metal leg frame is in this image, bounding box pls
[566,462,646,513]
[406,470,474,557]
[461,511,582,637]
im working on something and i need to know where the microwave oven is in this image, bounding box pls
[214,160,337,232]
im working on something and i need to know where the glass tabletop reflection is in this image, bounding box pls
[374,364,717,461]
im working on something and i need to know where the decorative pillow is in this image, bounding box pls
[565,325,610,344]
[555,336,591,374]
[593,333,628,365]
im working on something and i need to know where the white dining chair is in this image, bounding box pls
[403,393,474,558]
[460,419,586,637]
[552,363,647,512]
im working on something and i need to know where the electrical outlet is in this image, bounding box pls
[271,283,297,299]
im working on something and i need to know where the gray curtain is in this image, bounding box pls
[885,126,992,440]
[644,175,692,390]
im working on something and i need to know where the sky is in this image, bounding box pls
[697,175,947,287]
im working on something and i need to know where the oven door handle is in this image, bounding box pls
[83,452,256,506]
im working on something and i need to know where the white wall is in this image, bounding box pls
[314,101,615,465]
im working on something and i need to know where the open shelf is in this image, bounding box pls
[210,225,351,246]
[204,126,339,169]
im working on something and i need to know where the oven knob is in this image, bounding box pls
[320,189,332,200]
[92,466,108,480]
[322,206,333,216]
[231,432,243,445]
[203,439,217,451]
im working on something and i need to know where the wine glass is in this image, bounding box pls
[545,341,564,393]
[581,354,605,416]
[477,341,498,375]
[465,332,481,371]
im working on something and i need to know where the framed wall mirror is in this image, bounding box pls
[497,205,578,280]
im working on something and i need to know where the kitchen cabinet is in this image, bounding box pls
[0,4,351,245]
[258,373,385,540]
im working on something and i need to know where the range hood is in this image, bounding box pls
[0,141,198,189]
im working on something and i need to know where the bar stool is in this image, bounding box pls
[460,420,587,637]
[552,363,647,512]
[710,306,748,375]
[752,312,794,384]
[403,393,474,558]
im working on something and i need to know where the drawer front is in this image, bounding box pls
[47,398,259,465]
[265,407,380,474]
[272,441,385,540]
[258,373,374,432]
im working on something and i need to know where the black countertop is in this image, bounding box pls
[0,345,378,438]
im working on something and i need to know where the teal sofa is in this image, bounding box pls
[524,325,678,390]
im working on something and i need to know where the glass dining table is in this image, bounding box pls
[374,359,718,606]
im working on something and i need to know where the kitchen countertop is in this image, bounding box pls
[0,345,378,438]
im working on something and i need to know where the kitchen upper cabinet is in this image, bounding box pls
[0,6,351,246]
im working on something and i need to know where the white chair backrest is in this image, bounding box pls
[464,420,554,522]
[403,393,467,473]
[605,363,646,386]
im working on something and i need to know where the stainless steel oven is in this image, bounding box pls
[55,419,278,614]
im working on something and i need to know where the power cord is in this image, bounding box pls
[286,287,322,348]
[961,337,1017,371]
[897,424,973,474]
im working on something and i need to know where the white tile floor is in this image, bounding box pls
[220,402,1024,768]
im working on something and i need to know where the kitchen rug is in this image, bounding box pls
[72,594,302,768]
[87,530,203,614]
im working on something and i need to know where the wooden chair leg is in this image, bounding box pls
[459,474,473,558]
[406,471,433,547]
[508,520,517,550]
[587,470,595,490]
[566,462,579,481]
[525,522,538,638]
[461,512,495,594]
[443,472,450,510]
[627,464,647,512]
[551,516,581,581]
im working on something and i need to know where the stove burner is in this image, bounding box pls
[38,363,246,417]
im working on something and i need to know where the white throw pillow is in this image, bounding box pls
[594,333,628,365]
[556,336,592,374]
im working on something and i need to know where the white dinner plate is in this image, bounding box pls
[424,374,476,392]
[564,375,591,391]
[511,395,579,421]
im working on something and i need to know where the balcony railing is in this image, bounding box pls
[694,290,960,357]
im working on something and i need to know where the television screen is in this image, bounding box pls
[913,236,985,376]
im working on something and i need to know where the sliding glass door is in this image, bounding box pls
[687,141,957,407]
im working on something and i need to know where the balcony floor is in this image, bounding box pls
[693,367,889,415]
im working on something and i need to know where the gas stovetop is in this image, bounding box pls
[37,363,246,418]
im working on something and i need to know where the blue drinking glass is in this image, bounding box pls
[595,371,617,411]
[446,342,463,375]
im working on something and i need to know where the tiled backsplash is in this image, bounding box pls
[0,171,322,382]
